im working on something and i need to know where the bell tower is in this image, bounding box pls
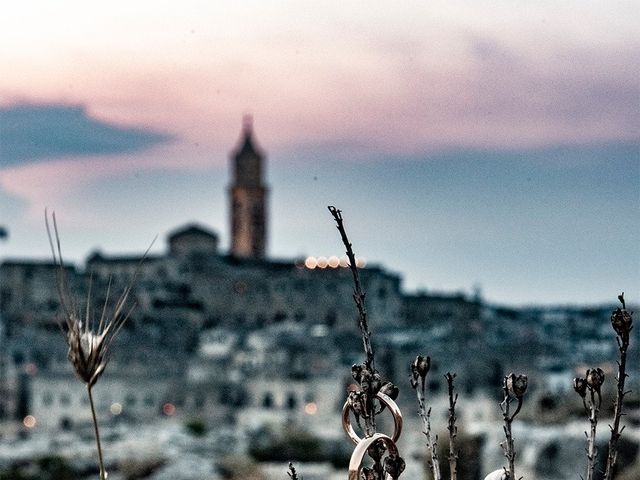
[229,115,268,259]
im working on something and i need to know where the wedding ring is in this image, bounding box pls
[342,391,403,445]
[347,433,399,480]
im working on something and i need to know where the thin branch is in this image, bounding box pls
[575,369,604,480]
[287,462,301,480]
[500,384,516,480]
[327,206,374,372]
[500,374,526,480]
[604,293,633,480]
[328,206,378,437]
[585,388,599,480]
[445,373,459,480]
[412,357,441,480]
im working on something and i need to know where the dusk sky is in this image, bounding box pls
[1,1,638,305]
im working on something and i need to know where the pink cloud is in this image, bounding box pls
[0,142,223,224]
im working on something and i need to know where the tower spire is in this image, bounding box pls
[242,113,253,134]
[229,116,268,259]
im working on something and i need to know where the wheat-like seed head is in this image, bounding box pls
[45,210,147,387]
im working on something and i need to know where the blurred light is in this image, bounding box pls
[356,257,366,268]
[304,402,318,415]
[304,256,317,269]
[162,402,176,416]
[110,402,122,415]
[328,256,340,268]
[311,324,329,338]
[23,415,36,428]
[317,256,328,268]
[339,256,349,267]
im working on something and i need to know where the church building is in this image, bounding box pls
[229,115,268,259]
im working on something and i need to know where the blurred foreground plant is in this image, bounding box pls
[46,210,152,480]
[500,373,527,480]
[324,208,637,480]
[604,294,633,480]
[329,206,405,480]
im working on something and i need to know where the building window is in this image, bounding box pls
[125,393,137,407]
[287,394,297,410]
[262,392,274,409]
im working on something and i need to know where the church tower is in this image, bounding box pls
[229,115,268,259]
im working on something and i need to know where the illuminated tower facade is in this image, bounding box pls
[229,116,268,259]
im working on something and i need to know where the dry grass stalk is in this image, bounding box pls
[604,293,633,480]
[45,210,152,480]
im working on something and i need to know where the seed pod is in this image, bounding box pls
[384,454,406,479]
[352,364,365,383]
[506,373,528,399]
[360,467,376,480]
[573,377,587,398]
[379,381,399,400]
[410,355,431,388]
[611,307,633,338]
[367,438,387,462]
[586,368,605,392]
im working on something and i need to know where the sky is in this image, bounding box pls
[0,1,638,306]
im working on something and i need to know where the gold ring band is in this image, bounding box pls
[342,391,403,445]
[347,433,399,480]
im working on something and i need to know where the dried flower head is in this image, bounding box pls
[573,377,588,398]
[586,368,605,393]
[367,438,387,462]
[361,467,376,480]
[46,211,149,387]
[506,373,528,399]
[348,389,366,421]
[410,355,431,389]
[352,363,382,396]
[379,381,399,400]
[611,293,633,338]
[384,454,406,479]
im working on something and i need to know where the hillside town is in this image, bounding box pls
[0,121,638,479]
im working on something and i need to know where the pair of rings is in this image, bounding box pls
[342,392,403,479]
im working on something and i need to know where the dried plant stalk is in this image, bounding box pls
[574,366,605,480]
[287,462,301,480]
[328,206,379,437]
[445,372,459,480]
[329,207,405,479]
[411,355,441,480]
[585,387,599,480]
[46,210,152,480]
[604,293,633,479]
[500,373,527,480]
[328,206,374,372]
